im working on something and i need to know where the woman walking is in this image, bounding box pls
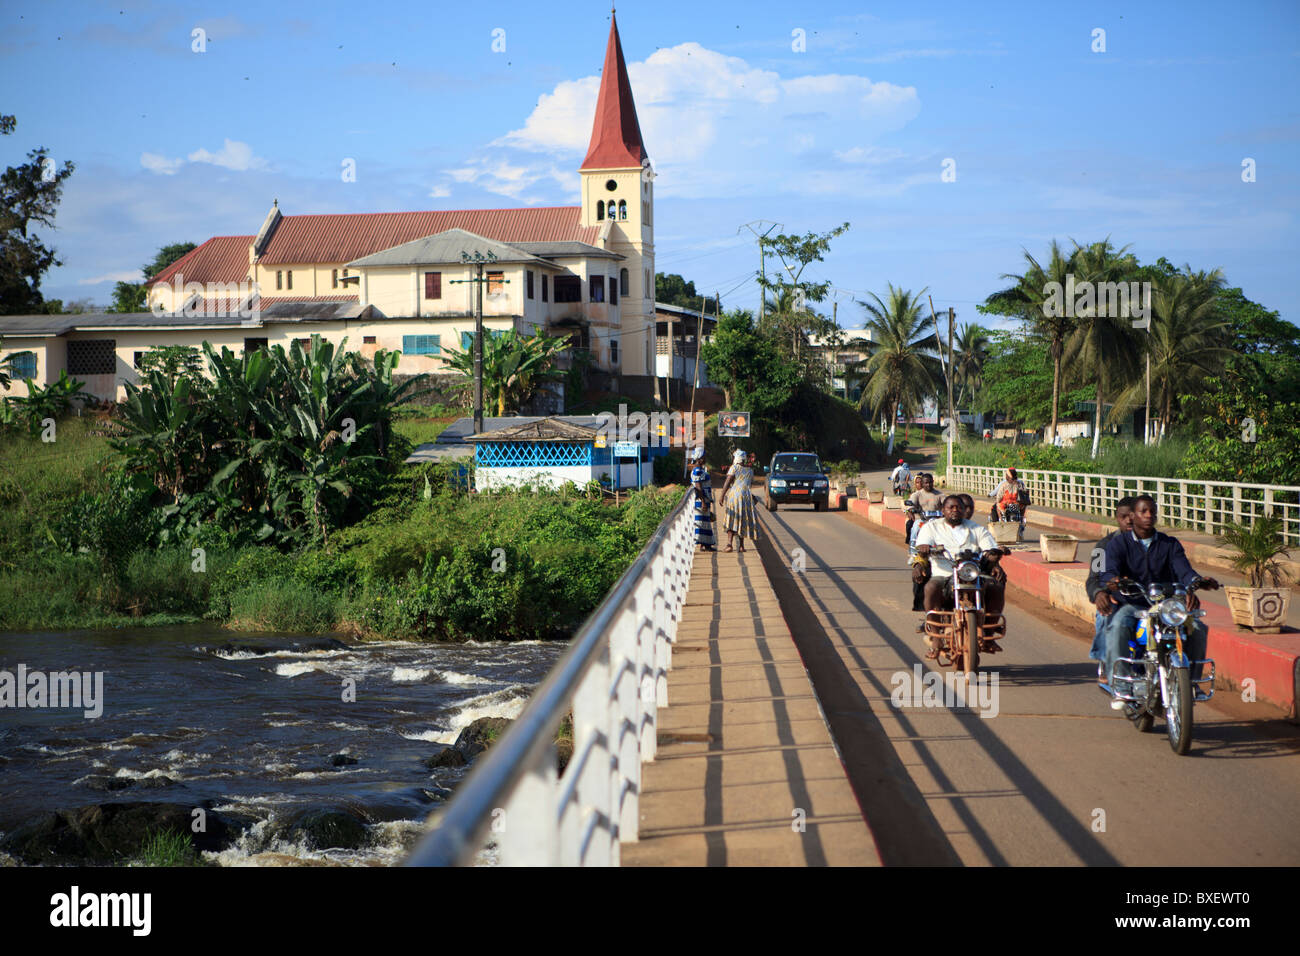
[689,447,716,552]
[719,448,759,552]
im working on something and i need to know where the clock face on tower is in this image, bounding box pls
[605,179,618,191]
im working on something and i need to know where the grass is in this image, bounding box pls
[392,416,453,447]
[939,435,1192,479]
[135,829,198,867]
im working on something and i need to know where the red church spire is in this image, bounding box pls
[580,12,648,170]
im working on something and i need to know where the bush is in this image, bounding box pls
[227,579,340,632]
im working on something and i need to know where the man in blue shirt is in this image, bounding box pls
[1096,494,1219,705]
[1087,496,1136,665]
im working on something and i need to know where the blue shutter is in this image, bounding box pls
[402,335,416,354]
[462,331,473,351]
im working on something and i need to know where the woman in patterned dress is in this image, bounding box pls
[719,448,758,552]
[689,446,716,552]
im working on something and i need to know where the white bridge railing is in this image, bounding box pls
[948,464,1300,545]
[405,489,695,866]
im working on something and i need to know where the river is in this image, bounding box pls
[0,625,565,866]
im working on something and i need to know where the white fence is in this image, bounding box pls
[406,489,695,866]
[948,464,1300,546]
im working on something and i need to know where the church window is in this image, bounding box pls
[620,268,629,296]
[605,179,617,191]
[332,269,338,289]
[276,271,283,290]
[597,200,605,221]
[589,275,605,303]
[618,200,627,220]
[424,272,442,299]
[286,270,293,290]
[609,275,618,305]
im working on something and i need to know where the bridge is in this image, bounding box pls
[406,467,1300,867]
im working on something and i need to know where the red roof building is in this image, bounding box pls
[580,12,649,171]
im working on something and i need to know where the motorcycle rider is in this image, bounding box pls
[917,494,1005,618]
[989,467,1028,532]
[889,458,912,495]
[1096,494,1220,708]
[1086,496,1136,664]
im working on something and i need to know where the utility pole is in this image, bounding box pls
[739,220,782,322]
[450,249,505,435]
[684,293,711,481]
[947,306,956,473]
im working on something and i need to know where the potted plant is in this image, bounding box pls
[1221,517,1293,633]
[866,487,885,503]
[1039,533,1079,563]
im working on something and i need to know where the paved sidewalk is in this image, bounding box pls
[621,548,880,867]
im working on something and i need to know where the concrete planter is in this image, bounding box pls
[866,490,884,503]
[1040,534,1079,563]
[1224,586,1292,633]
[883,495,906,509]
[990,521,1021,545]
[844,483,858,497]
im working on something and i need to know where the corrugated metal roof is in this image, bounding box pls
[580,14,649,171]
[466,417,598,443]
[512,240,624,260]
[257,207,596,266]
[347,230,552,269]
[149,236,254,287]
[437,416,605,445]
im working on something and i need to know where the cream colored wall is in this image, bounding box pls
[581,167,654,376]
[0,337,54,399]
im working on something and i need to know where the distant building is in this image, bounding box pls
[0,15,660,406]
[806,325,874,400]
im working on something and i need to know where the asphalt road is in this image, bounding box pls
[755,488,1300,866]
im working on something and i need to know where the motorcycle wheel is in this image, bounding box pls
[964,610,981,675]
[1166,666,1194,755]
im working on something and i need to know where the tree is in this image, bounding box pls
[755,222,849,364]
[655,273,718,313]
[976,330,1092,436]
[982,239,1077,443]
[698,309,800,413]
[1064,239,1142,458]
[848,285,942,454]
[110,281,148,313]
[143,242,198,281]
[0,115,75,314]
[951,322,991,411]
[1112,267,1231,440]
[442,329,568,416]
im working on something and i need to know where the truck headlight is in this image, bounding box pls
[814,479,828,488]
[769,478,785,488]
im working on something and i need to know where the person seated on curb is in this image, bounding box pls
[1097,494,1220,709]
[916,495,1005,641]
[905,473,944,545]
[1085,496,1136,664]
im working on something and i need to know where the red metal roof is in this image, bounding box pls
[580,13,648,171]
[256,207,596,265]
[149,235,253,287]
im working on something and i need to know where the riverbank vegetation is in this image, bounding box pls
[0,339,678,637]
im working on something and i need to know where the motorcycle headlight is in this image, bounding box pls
[1158,599,1189,628]
[957,563,979,583]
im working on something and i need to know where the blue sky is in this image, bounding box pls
[4,0,1298,328]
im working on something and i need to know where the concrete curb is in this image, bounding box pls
[844,499,1299,719]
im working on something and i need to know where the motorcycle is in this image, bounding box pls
[1101,578,1215,755]
[922,547,1007,675]
[893,474,913,496]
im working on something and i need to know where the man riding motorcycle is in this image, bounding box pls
[890,459,912,496]
[904,473,944,545]
[1096,494,1220,709]
[916,496,1005,651]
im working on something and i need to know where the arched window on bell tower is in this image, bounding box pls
[596,200,605,221]
[618,200,627,220]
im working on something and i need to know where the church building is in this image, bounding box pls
[0,14,660,406]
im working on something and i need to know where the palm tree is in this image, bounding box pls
[994,240,1077,444]
[1066,240,1142,458]
[849,285,943,454]
[951,323,991,411]
[1112,266,1229,442]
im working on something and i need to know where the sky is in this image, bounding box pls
[3,0,1298,330]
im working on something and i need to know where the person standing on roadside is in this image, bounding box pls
[719,448,758,553]
[689,446,716,552]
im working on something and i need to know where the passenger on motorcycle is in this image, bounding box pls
[916,495,1006,616]
[1096,495,1220,698]
[1085,496,1136,663]
[904,473,944,545]
[989,467,1028,531]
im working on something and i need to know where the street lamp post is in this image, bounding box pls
[450,250,503,435]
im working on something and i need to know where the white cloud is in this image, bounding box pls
[456,41,922,200]
[141,152,183,175]
[78,270,143,285]
[140,139,266,175]
[428,184,452,198]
